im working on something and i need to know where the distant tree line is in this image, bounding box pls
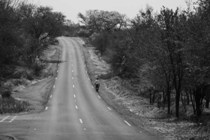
[0,0,66,79]
[79,0,210,119]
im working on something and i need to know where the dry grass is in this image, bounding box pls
[0,98,29,114]
[0,44,61,114]
[82,39,210,140]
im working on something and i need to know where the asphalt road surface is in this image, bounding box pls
[0,37,161,140]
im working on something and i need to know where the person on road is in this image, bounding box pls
[95,77,100,93]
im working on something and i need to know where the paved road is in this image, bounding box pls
[0,37,160,140]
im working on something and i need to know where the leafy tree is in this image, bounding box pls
[78,10,126,34]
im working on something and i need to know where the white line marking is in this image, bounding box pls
[73,85,75,88]
[9,116,17,123]
[79,119,83,124]
[124,120,131,126]
[98,95,101,99]
[74,94,76,98]
[75,105,78,110]
[107,107,112,111]
[0,116,10,122]
[45,107,48,110]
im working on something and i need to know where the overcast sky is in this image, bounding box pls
[28,0,196,23]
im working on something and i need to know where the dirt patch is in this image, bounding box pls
[0,43,62,114]
[82,40,210,140]
[12,78,54,113]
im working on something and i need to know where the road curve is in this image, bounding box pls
[0,37,161,140]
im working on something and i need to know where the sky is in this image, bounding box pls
[28,0,196,23]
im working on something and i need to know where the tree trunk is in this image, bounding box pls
[149,89,153,104]
[206,99,209,108]
[194,86,203,117]
[167,87,171,115]
[163,90,166,109]
[181,92,187,113]
[176,91,180,118]
[152,91,156,104]
[189,90,196,115]
[186,91,190,105]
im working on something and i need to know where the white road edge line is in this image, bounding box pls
[9,116,17,123]
[45,107,48,110]
[79,118,83,124]
[98,95,101,99]
[75,105,78,110]
[124,120,131,127]
[74,94,76,98]
[0,116,10,123]
[107,107,112,111]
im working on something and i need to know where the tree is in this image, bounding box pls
[78,10,126,34]
[16,3,66,65]
[182,0,210,117]
[0,0,22,66]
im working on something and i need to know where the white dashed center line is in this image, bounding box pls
[107,107,112,111]
[98,95,101,99]
[73,85,75,88]
[79,119,83,124]
[74,94,76,98]
[75,105,78,110]
[124,120,131,127]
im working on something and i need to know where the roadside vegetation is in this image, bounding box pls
[0,0,67,113]
[79,0,210,139]
[0,0,209,139]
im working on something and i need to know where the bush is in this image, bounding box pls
[32,63,45,77]
[0,98,29,114]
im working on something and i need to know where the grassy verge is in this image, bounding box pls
[81,39,210,140]
[0,98,29,114]
[0,43,62,114]
[81,42,162,137]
